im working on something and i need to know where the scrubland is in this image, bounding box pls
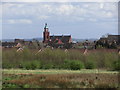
[2,48,120,88]
[2,48,120,70]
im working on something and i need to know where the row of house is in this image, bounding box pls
[96,35,120,49]
[42,23,120,49]
[2,39,42,49]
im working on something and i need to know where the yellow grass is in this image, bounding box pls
[3,69,119,75]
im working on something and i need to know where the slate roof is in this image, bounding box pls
[2,42,18,47]
[108,35,120,40]
[50,35,71,44]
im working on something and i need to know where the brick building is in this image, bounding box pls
[43,23,73,48]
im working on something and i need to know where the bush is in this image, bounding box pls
[21,60,41,70]
[63,60,84,70]
[42,63,55,69]
[3,83,20,88]
[85,61,96,69]
[2,62,13,69]
[2,62,17,69]
[113,60,120,71]
[71,60,84,70]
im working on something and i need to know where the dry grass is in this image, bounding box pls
[3,69,119,74]
[3,72,119,88]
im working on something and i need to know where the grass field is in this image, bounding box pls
[2,69,120,88]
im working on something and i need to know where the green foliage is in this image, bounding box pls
[85,61,96,69]
[2,62,16,69]
[85,53,97,69]
[21,60,41,70]
[3,83,20,88]
[23,84,30,88]
[113,60,120,71]
[104,52,118,70]
[63,60,84,70]
[2,48,119,70]
[70,60,84,70]
[42,63,55,69]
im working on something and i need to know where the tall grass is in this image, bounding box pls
[2,48,119,70]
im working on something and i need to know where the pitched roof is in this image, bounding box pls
[2,42,18,47]
[50,35,71,43]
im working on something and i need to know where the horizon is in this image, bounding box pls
[2,37,99,40]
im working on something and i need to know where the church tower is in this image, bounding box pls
[43,23,50,43]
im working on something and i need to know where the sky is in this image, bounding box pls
[1,0,119,39]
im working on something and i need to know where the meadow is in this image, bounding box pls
[2,69,119,88]
[2,48,120,88]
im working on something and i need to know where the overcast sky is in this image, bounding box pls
[1,0,118,39]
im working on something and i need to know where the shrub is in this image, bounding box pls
[21,60,41,70]
[103,52,118,70]
[71,60,84,70]
[2,62,16,69]
[113,60,120,71]
[63,60,84,70]
[85,61,96,69]
[2,62,12,69]
[3,83,20,88]
[23,84,30,88]
[42,63,55,69]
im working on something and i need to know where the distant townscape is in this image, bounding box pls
[1,23,120,49]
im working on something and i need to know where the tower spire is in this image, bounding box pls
[44,23,48,29]
[43,23,50,43]
[45,23,47,27]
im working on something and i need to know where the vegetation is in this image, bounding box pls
[85,61,96,69]
[113,60,120,71]
[2,48,119,71]
[63,60,84,70]
[2,70,119,88]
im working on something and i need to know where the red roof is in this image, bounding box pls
[57,39,63,44]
